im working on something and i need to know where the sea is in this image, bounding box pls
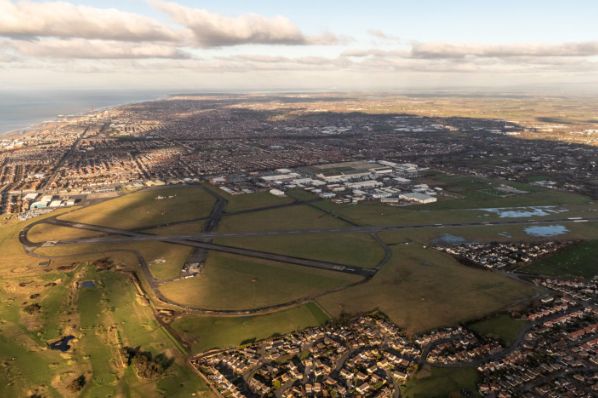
[0,90,169,135]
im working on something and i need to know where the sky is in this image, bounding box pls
[1,0,598,93]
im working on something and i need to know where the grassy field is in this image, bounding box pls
[138,242,193,281]
[171,302,329,353]
[401,366,480,398]
[317,245,535,334]
[216,232,385,268]
[218,204,348,233]
[34,240,192,282]
[0,209,75,275]
[58,185,215,230]
[379,220,598,246]
[421,171,592,210]
[159,252,360,310]
[143,221,205,235]
[27,222,104,243]
[203,184,295,213]
[0,276,74,398]
[468,314,529,346]
[0,262,210,397]
[310,200,486,226]
[75,266,210,397]
[524,240,598,279]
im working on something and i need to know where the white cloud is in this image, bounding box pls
[411,41,598,59]
[0,0,180,41]
[7,38,189,59]
[151,0,339,47]
[367,29,400,43]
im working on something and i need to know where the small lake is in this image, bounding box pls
[524,225,569,237]
[78,280,96,288]
[48,335,75,352]
[481,206,566,218]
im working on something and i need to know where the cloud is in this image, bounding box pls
[7,38,189,59]
[411,41,598,59]
[368,29,400,43]
[0,0,180,41]
[151,0,339,47]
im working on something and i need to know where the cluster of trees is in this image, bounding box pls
[121,346,173,379]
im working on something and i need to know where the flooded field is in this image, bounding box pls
[524,225,569,237]
[480,206,567,218]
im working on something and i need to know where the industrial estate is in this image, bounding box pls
[0,94,597,398]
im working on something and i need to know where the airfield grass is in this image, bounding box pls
[421,172,591,209]
[34,240,192,282]
[27,222,104,243]
[218,204,348,233]
[378,221,598,246]
[58,185,215,230]
[159,252,360,310]
[0,208,74,274]
[139,242,193,281]
[294,171,595,228]
[142,221,205,236]
[172,302,330,353]
[524,240,598,279]
[216,232,385,268]
[203,184,295,213]
[317,245,535,335]
[306,198,598,230]
[468,314,529,346]
[310,199,488,226]
[401,366,480,398]
[224,190,295,213]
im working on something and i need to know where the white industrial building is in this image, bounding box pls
[269,188,286,197]
[399,192,437,204]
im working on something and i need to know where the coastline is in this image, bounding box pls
[0,91,170,138]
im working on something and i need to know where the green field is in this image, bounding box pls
[317,245,535,334]
[216,232,385,268]
[160,252,359,310]
[203,183,296,213]
[34,240,193,282]
[27,222,104,243]
[524,240,598,278]
[0,208,74,274]
[218,203,348,232]
[0,263,210,397]
[421,171,592,210]
[171,302,329,353]
[143,221,205,235]
[468,314,529,346]
[58,185,215,230]
[401,366,480,398]
[76,266,209,397]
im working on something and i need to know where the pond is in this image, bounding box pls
[78,280,96,288]
[48,335,75,352]
[524,225,569,237]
